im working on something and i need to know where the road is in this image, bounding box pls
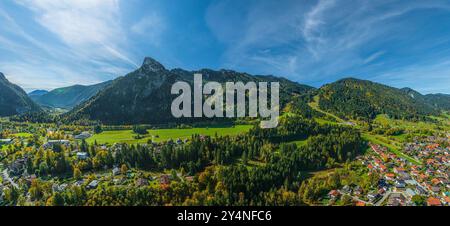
[339,191,372,205]
[375,190,392,206]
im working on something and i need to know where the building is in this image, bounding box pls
[387,193,406,206]
[160,175,170,185]
[405,188,416,198]
[136,178,149,187]
[112,167,120,176]
[9,157,28,176]
[43,140,70,150]
[328,190,341,199]
[395,180,406,189]
[355,201,366,206]
[427,197,442,206]
[444,196,450,205]
[76,152,89,160]
[87,180,99,189]
[0,139,13,145]
[367,192,380,202]
[74,132,92,140]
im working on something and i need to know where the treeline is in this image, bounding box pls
[317,78,437,121]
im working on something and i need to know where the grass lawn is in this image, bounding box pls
[87,125,253,145]
[308,95,345,123]
[391,133,408,143]
[362,133,422,165]
[289,139,308,147]
[374,114,448,131]
[12,133,33,138]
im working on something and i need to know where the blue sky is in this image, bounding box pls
[1,0,450,94]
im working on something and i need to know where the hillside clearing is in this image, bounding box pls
[86,125,252,145]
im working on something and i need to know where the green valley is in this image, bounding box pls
[86,125,252,145]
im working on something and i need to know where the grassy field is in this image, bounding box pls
[13,133,33,138]
[374,114,450,131]
[289,139,309,147]
[86,125,253,145]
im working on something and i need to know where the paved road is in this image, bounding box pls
[339,191,372,205]
[375,190,392,206]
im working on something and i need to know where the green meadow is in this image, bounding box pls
[12,133,33,138]
[374,114,450,131]
[86,125,253,145]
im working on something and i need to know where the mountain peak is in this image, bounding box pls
[141,57,166,72]
[0,72,5,80]
[28,90,49,97]
[338,77,363,83]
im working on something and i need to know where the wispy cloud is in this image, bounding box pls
[14,0,138,68]
[206,0,450,93]
[372,58,450,94]
[131,13,166,46]
[0,0,154,90]
[1,0,450,94]
[364,51,386,65]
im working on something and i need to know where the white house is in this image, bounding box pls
[0,139,13,144]
[76,152,89,160]
[74,132,92,140]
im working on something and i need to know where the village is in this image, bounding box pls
[327,135,450,206]
[0,127,196,205]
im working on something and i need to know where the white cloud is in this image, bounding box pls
[0,0,152,91]
[1,61,102,92]
[363,51,386,65]
[131,13,165,46]
[14,0,138,68]
[206,0,450,93]
[371,59,450,94]
[302,0,336,44]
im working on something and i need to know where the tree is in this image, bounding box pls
[412,195,426,206]
[94,124,103,134]
[51,192,65,206]
[73,167,82,180]
[121,164,128,174]
[133,125,148,135]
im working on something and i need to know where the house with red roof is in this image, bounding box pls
[427,197,441,206]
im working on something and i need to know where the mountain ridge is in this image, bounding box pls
[0,72,42,116]
[30,81,113,109]
[316,77,440,121]
[64,58,315,124]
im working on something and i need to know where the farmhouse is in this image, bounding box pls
[0,139,13,144]
[76,152,89,160]
[74,132,92,140]
[87,180,99,189]
[427,197,442,206]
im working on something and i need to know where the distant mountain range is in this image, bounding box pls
[1,57,449,123]
[28,90,49,97]
[64,57,313,124]
[401,88,450,111]
[29,81,112,109]
[0,72,41,117]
